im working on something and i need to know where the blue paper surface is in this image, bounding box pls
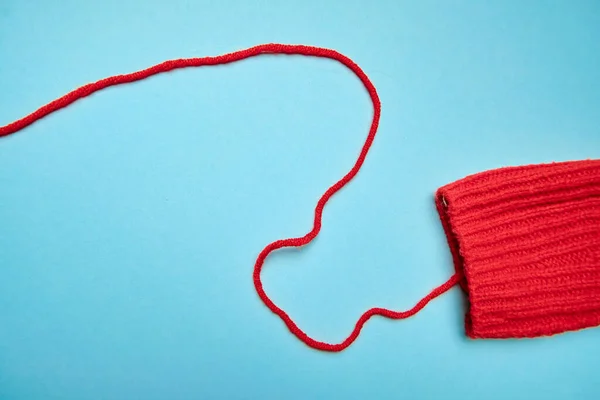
[1,1,599,399]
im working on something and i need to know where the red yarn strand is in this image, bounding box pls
[0,43,459,352]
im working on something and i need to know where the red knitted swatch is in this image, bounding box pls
[436,159,600,338]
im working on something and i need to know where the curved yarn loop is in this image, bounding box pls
[0,43,459,352]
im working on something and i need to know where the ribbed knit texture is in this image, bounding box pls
[436,159,600,338]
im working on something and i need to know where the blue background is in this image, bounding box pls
[1,1,599,399]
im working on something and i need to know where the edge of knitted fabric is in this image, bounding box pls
[435,190,474,334]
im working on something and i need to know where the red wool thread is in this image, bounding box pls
[0,44,460,352]
[6,43,598,351]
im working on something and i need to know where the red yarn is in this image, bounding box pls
[0,44,459,352]
[3,43,599,351]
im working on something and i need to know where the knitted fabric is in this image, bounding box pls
[436,159,600,338]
